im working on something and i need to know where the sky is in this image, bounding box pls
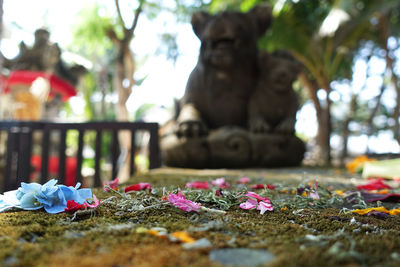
[1,0,399,154]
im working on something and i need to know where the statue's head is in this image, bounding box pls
[34,28,50,47]
[267,50,302,93]
[191,5,272,68]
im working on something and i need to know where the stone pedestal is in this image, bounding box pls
[161,127,305,168]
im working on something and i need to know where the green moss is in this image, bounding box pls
[1,170,400,266]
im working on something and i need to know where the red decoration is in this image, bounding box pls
[2,70,77,101]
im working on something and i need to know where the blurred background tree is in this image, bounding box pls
[209,0,400,166]
[1,0,400,170]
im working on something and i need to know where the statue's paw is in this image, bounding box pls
[249,118,271,133]
[176,120,208,138]
[275,120,295,134]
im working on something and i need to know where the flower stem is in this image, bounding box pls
[200,206,226,214]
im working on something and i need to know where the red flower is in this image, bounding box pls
[356,179,392,191]
[185,181,210,189]
[251,184,275,190]
[125,182,152,193]
[65,200,85,212]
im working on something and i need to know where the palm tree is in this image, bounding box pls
[258,0,400,164]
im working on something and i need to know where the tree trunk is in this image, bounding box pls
[316,103,331,165]
[114,47,134,182]
[378,14,400,143]
[298,71,331,165]
[340,94,357,165]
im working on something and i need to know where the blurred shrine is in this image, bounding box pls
[0,28,86,120]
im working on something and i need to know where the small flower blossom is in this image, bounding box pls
[0,179,95,214]
[64,200,86,212]
[185,181,210,189]
[356,179,392,191]
[103,178,119,192]
[239,198,257,210]
[168,192,201,212]
[257,201,274,214]
[251,184,275,190]
[245,191,271,203]
[212,177,230,189]
[64,194,100,212]
[124,182,152,193]
[240,191,273,214]
[237,177,250,184]
[309,190,320,200]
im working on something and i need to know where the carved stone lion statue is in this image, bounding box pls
[161,5,305,168]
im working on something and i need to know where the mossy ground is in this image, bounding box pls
[1,167,400,267]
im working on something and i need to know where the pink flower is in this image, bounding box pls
[239,198,257,210]
[168,192,201,212]
[246,191,270,203]
[125,183,152,193]
[103,178,119,192]
[257,201,274,214]
[251,184,275,190]
[185,181,210,189]
[212,178,230,189]
[239,191,273,214]
[309,191,320,200]
[85,194,100,208]
[237,177,250,184]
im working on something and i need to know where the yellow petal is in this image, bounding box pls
[334,190,344,196]
[388,209,400,215]
[351,207,389,215]
[170,231,195,244]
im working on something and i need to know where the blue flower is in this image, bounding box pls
[0,190,21,212]
[1,179,94,214]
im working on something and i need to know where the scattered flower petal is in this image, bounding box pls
[389,209,400,215]
[185,181,210,189]
[351,207,389,215]
[251,184,275,190]
[346,155,376,174]
[168,192,201,212]
[310,190,320,200]
[237,177,250,184]
[65,200,85,212]
[239,198,257,210]
[257,201,274,214]
[212,178,230,189]
[125,182,152,193]
[245,191,270,203]
[103,178,119,192]
[356,179,392,191]
[85,194,100,208]
[170,231,196,243]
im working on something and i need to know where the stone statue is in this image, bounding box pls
[249,50,302,134]
[2,28,86,87]
[161,4,305,168]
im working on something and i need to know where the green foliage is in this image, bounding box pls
[70,4,116,58]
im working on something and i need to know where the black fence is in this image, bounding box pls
[0,121,161,193]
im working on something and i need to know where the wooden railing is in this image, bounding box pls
[0,121,161,192]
